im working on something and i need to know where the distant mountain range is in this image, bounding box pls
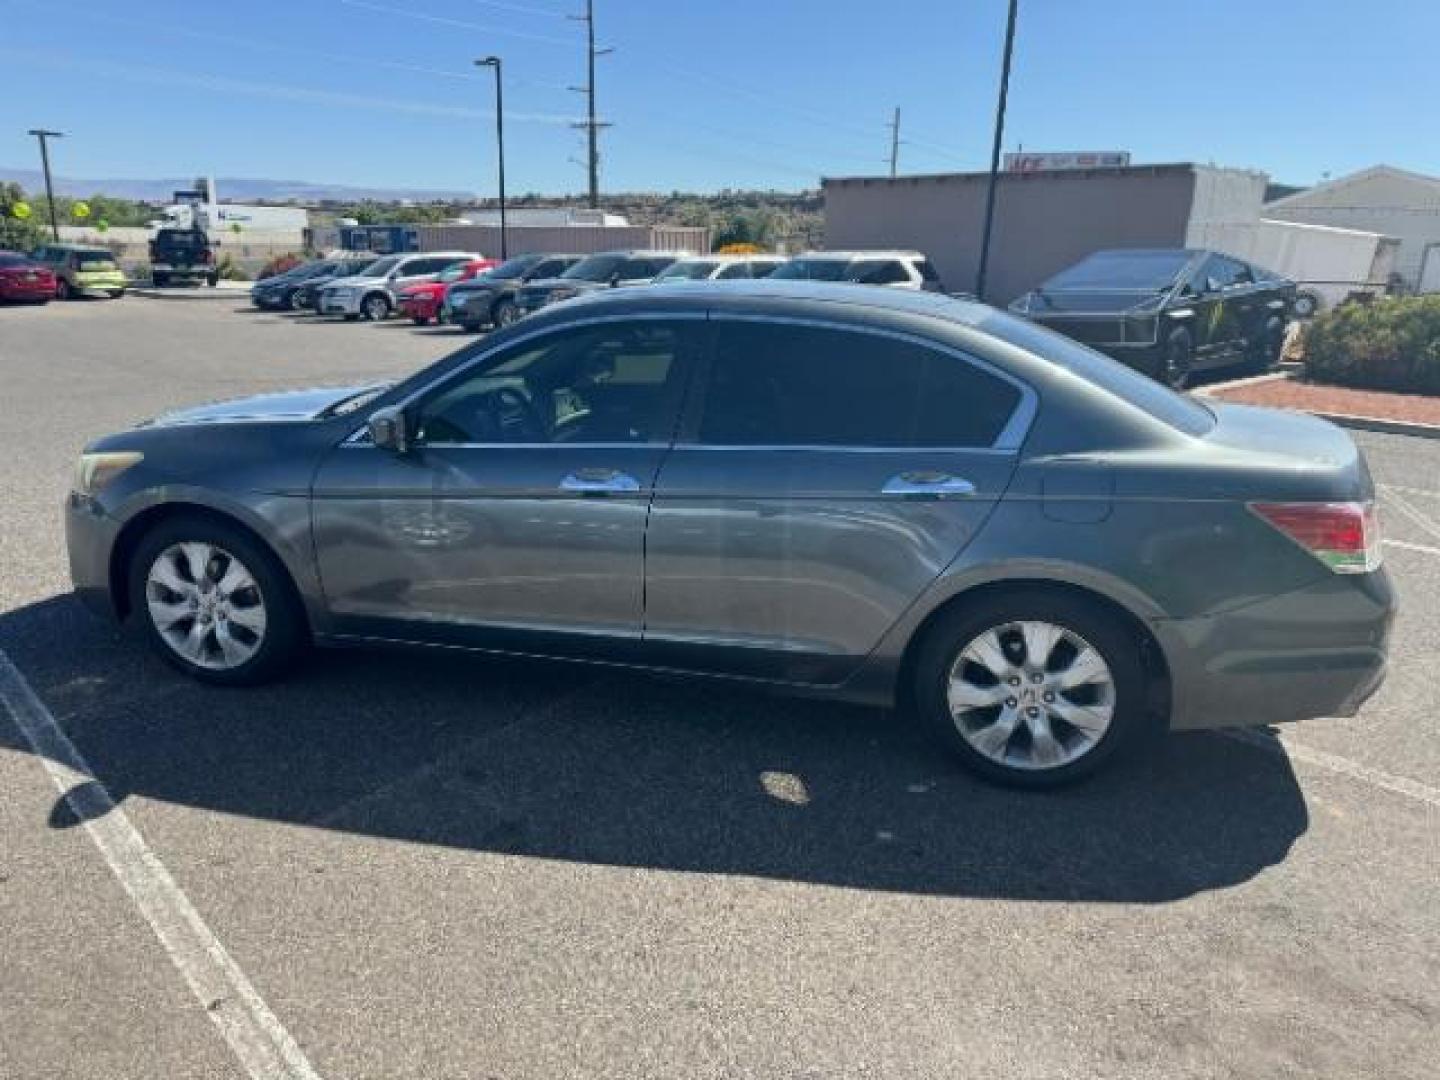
[0,168,473,203]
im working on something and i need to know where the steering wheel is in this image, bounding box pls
[487,386,546,441]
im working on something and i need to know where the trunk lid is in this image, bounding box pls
[1195,401,1373,501]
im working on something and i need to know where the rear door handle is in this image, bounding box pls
[559,468,642,494]
[882,472,976,499]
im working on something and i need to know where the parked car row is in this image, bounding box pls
[0,244,129,304]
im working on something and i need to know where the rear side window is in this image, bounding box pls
[854,260,911,285]
[916,259,940,283]
[699,321,1022,448]
[716,262,751,279]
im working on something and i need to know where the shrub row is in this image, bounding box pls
[1303,295,1440,395]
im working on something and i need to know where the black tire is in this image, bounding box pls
[151,272,168,288]
[56,278,73,300]
[459,320,481,333]
[284,289,301,311]
[411,315,430,326]
[343,313,360,322]
[1154,326,1194,390]
[362,293,391,321]
[912,589,1150,789]
[491,297,519,328]
[128,514,306,686]
[1244,316,1285,373]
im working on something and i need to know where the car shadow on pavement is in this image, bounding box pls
[0,594,1309,904]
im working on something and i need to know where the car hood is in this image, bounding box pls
[1018,288,1165,315]
[144,384,388,427]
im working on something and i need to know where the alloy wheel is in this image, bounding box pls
[946,620,1115,771]
[364,295,389,321]
[145,542,268,670]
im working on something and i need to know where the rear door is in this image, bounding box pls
[643,316,1032,683]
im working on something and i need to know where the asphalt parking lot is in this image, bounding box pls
[2,296,1437,1079]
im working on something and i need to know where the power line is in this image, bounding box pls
[335,0,577,46]
[468,0,570,16]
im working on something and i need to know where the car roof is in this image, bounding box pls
[791,250,928,260]
[44,243,112,252]
[580,249,688,258]
[555,278,987,323]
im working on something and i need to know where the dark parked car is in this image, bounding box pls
[515,250,684,317]
[251,259,351,311]
[445,252,583,331]
[0,251,57,303]
[1010,248,1295,388]
[66,281,1392,788]
[290,257,377,312]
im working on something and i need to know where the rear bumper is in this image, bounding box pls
[65,493,122,619]
[1159,569,1395,731]
[0,283,55,300]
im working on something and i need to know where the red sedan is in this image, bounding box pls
[397,258,499,325]
[0,251,58,303]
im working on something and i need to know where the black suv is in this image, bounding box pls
[149,227,217,287]
[446,252,582,331]
[516,250,684,317]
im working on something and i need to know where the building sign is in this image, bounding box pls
[1004,151,1131,173]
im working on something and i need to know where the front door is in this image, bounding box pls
[644,317,1029,684]
[311,317,702,656]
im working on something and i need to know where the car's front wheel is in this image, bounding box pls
[912,590,1148,787]
[129,516,306,685]
[56,279,72,300]
[362,293,391,321]
[492,298,519,328]
[1155,326,1194,390]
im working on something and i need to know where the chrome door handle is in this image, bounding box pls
[559,468,642,494]
[882,472,976,498]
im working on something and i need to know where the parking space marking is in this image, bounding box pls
[1381,486,1440,545]
[0,648,322,1080]
[1223,729,1440,810]
[1386,538,1440,559]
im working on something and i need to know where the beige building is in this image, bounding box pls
[823,163,1268,303]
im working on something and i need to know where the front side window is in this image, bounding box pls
[415,321,697,446]
[854,260,910,285]
[770,258,849,282]
[698,321,1022,448]
[657,260,718,281]
[715,262,751,280]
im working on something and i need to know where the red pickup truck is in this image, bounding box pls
[397,258,498,325]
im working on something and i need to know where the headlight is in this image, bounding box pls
[73,451,143,496]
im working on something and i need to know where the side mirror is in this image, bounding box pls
[368,406,410,453]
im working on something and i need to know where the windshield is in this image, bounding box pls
[1044,250,1192,291]
[359,256,400,277]
[0,254,36,268]
[979,309,1215,436]
[488,255,541,280]
[75,251,118,270]
[770,258,851,282]
[561,253,627,281]
[657,260,719,281]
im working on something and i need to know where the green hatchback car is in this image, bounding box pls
[33,243,128,299]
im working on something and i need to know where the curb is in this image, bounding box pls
[1197,372,1440,441]
[129,286,251,301]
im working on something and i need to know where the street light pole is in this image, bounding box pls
[476,56,508,261]
[974,0,1018,303]
[27,129,64,241]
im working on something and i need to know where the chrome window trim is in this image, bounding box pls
[699,312,1038,453]
[343,310,710,447]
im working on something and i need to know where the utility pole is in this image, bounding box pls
[27,129,64,241]
[568,0,611,208]
[888,107,901,178]
[476,56,508,260]
[975,0,1018,302]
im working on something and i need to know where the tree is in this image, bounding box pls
[0,182,44,251]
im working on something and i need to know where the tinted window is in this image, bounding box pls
[75,251,118,269]
[716,262,751,280]
[770,258,849,282]
[1045,250,1193,290]
[1213,255,1253,287]
[562,253,627,281]
[416,321,696,445]
[657,260,718,281]
[529,258,573,279]
[855,260,910,285]
[977,310,1215,436]
[699,322,1022,448]
[748,261,781,279]
[0,254,33,268]
[916,259,941,283]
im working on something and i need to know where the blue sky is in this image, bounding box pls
[2,0,1437,196]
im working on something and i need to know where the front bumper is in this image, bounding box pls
[1159,569,1395,731]
[319,291,362,315]
[446,289,494,321]
[65,492,122,619]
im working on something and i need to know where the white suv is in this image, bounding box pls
[652,254,787,282]
[319,251,480,321]
[770,250,943,291]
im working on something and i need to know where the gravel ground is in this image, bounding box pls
[1209,372,1440,426]
[1,298,1437,1080]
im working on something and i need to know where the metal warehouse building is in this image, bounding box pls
[823,163,1268,303]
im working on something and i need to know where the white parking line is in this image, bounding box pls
[1386,538,1440,559]
[1381,486,1440,546]
[0,648,322,1080]
[1223,729,1440,810]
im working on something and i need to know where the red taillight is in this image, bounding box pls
[1250,501,1382,574]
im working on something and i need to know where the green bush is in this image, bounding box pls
[216,253,250,281]
[1304,295,1440,395]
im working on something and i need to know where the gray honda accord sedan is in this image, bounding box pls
[65,281,1394,786]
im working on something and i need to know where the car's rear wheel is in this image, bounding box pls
[1244,315,1286,373]
[492,298,519,327]
[411,315,430,326]
[129,516,305,686]
[362,293,391,321]
[56,279,72,300]
[1156,326,1194,390]
[912,590,1148,787]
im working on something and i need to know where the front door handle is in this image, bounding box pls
[882,472,976,499]
[559,468,642,494]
